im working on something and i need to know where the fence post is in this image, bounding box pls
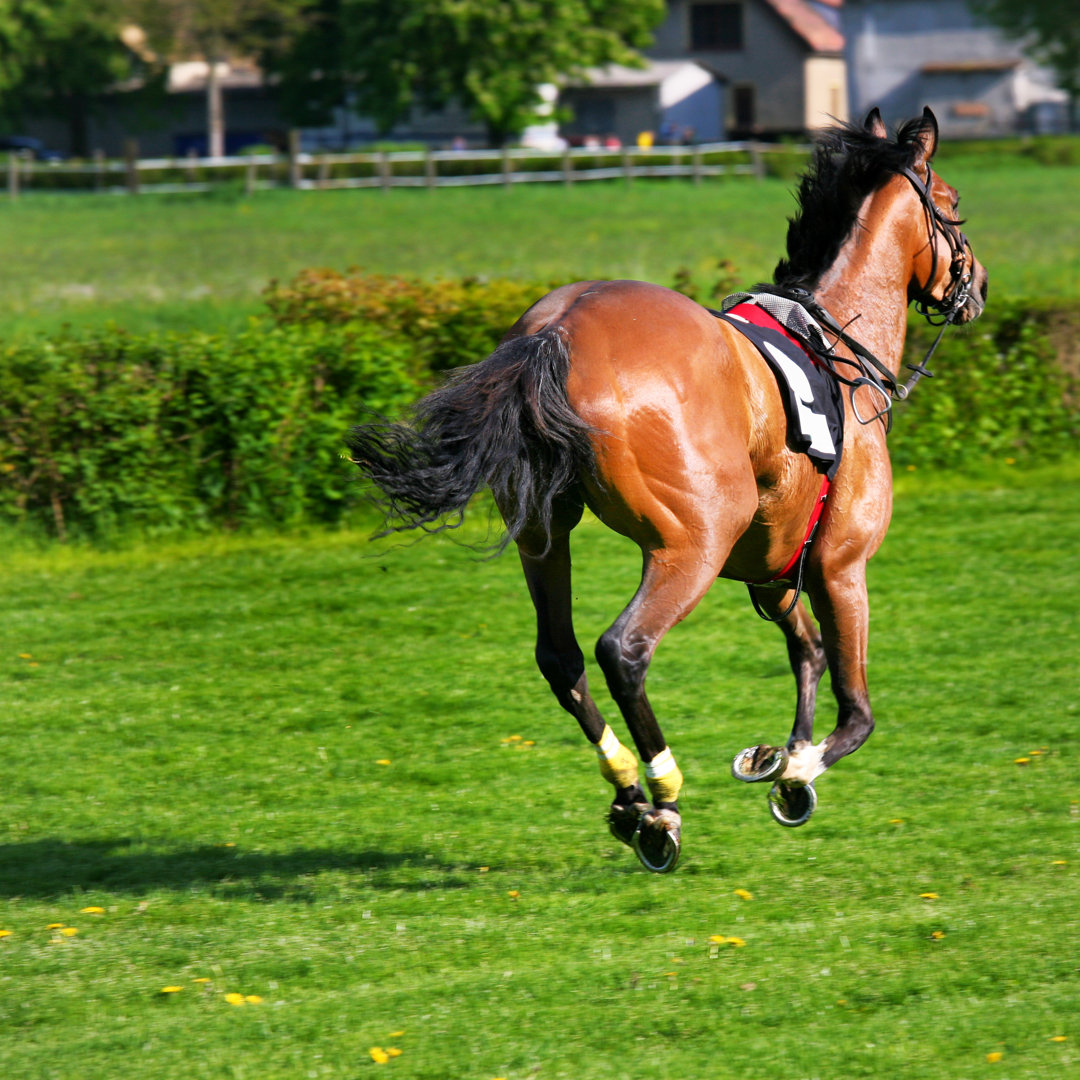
[317,154,330,189]
[124,139,139,194]
[378,150,391,191]
[7,153,18,201]
[287,129,302,188]
[93,149,106,191]
[691,145,703,186]
[185,147,198,186]
[501,147,513,188]
[424,148,436,189]
[245,157,257,195]
[561,148,573,186]
[750,142,765,180]
[622,149,633,185]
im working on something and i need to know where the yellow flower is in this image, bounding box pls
[522,740,536,746]
[80,907,105,914]
[501,735,523,743]
[1049,1036,1068,1043]
[193,977,212,983]
[727,936,747,947]
[919,893,939,900]
[507,890,520,899]
[1014,757,1030,765]
[369,1047,390,1064]
[224,993,246,1006]
[244,995,263,1004]
[386,1048,402,1058]
[60,927,78,937]
[0,930,11,938]
[986,1051,1004,1063]
[1052,860,1067,866]
[734,888,753,900]
[889,818,905,825]
[930,930,946,940]
[46,923,65,930]
[18,653,31,659]
[375,759,391,766]
[389,1031,405,1037]
[160,986,184,994]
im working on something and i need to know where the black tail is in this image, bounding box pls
[347,328,596,547]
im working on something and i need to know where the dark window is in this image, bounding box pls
[733,84,756,128]
[690,3,743,51]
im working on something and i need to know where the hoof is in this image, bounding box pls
[631,809,681,874]
[732,744,789,783]
[608,801,650,848]
[768,782,817,828]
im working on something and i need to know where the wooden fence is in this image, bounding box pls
[5,139,809,199]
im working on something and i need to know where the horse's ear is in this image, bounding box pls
[908,106,939,169]
[864,107,887,139]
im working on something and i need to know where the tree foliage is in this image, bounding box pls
[273,0,666,145]
[0,0,132,153]
[972,0,1080,109]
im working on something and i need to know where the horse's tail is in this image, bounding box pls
[346,327,596,546]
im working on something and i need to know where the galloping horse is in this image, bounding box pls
[349,109,988,872]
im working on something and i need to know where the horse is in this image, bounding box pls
[347,108,988,873]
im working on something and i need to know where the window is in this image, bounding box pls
[733,84,756,129]
[690,3,744,51]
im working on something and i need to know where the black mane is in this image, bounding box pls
[772,118,928,291]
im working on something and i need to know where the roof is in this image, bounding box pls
[920,59,1021,75]
[569,60,713,90]
[763,0,846,53]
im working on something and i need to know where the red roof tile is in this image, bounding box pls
[763,0,846,53]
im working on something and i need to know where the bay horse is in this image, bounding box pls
[348,109,987,872]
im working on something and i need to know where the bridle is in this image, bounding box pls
[774,160,976,430]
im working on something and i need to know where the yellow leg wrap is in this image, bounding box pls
[645,747,684,805]
[595,725,640,790]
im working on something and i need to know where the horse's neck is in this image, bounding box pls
[813,196,913,377]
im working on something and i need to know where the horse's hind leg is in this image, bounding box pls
[595,532,739,872]
[515,501,651,848]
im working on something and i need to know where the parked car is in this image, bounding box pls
[0,135,65,161]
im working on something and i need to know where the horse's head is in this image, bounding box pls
[866,107,988,326]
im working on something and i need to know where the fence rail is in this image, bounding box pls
[5,140,809,198]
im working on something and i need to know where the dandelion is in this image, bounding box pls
[507,890,520,900]
[919,893,939,900]
[500,735,523,743]
[889,818,905,825]
[709,934,746,947]
[389,1032,405,1038]
[18,653,31,659]
[46,923,65,930]
[369,1047,390,1064]
[60,927,78,937]
[224,993,246,1006]
[986,1051,1004,1063]
[0,930,12,938]
[244,995,263,1004]
[193,977,212,983]
[734,888,753,900]
[375,759,391,766]
[1052,860,1067,866]
[386,1048,402,1058]
[160,986,184,994]
[1050,1036,1067,1043]
[930,931,946,940]
[1015,757,1030,765]
[522,740,536,747]
[80,907,105,914]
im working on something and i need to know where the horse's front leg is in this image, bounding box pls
[771,562,875,824]
[731,593,828,824]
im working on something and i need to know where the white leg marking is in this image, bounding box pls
[782,740,827,785]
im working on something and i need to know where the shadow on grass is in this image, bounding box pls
[0,837,475,901]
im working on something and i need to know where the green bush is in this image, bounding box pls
[2,268,1076,541]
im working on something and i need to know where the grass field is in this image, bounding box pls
[2,462,1078,1079]
[1,160,1079,339]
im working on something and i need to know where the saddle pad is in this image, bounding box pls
[717,301,844,480]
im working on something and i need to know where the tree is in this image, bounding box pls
[273,0,667,147]
[0,0,133,156]
[122,0,314,156]
[971,0,1080,126]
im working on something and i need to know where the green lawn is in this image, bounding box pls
[1,160,1078,338]
[2,463,1078,1078]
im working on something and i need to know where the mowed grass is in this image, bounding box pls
[2,462,1078,1079]
[1,159,1078,338]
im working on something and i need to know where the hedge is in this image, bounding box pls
[1,269,1076,540]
